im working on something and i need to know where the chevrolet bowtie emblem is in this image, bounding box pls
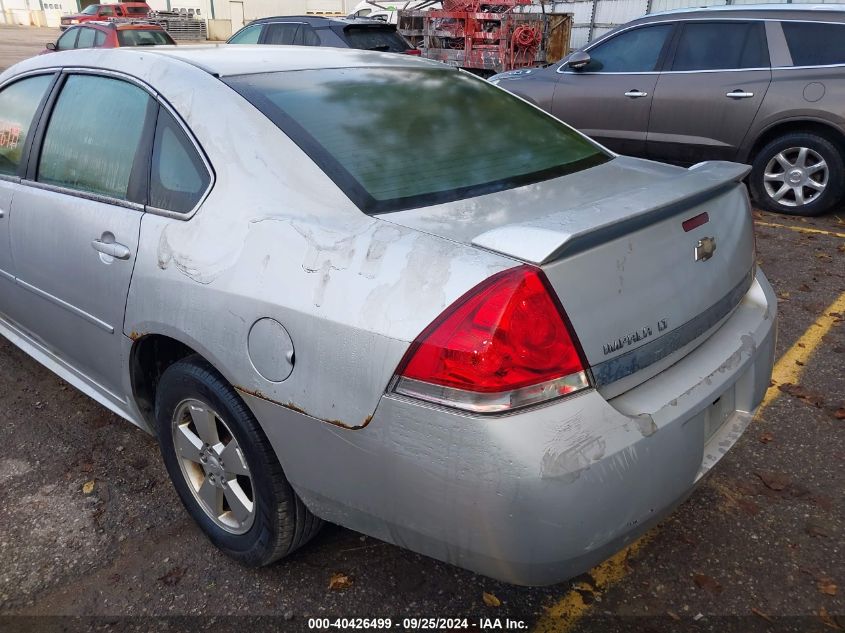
[695,236,717,262]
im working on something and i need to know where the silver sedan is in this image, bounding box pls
[0,46,776,585]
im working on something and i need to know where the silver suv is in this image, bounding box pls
[491,5,845,216]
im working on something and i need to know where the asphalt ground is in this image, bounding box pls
[1,24,843,633]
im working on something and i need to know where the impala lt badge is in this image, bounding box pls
[695,236,716,262]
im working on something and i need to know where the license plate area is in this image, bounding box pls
[704,387,736,441]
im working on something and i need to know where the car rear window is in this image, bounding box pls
[225,67,609,214]
[782,21,845,66]
[339,26,409,52]
[125,5,148,14]
[117,29,174,46]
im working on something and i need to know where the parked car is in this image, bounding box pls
[227,15,418,54]
[60,2,151,30]
[0,46,776,585]
[45,22,175,53]
[491,5,845,216]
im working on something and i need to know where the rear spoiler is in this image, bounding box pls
[471,161,751,265]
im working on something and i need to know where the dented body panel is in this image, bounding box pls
[0,47,777,585]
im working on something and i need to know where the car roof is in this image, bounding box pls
[645,3,845,18]
[244,15,392,27]
[14,45,442,78]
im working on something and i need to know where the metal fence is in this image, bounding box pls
[534,0,844,48]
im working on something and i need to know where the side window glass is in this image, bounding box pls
[298,24,320,46]
[94,30,106,46]
[228,24,262,44]
[672,22,768,71]
[38,75,152,200]
[782,22,845,66]
[584,24,673,72]
[76,27,96,49]
[56,29,78,51]
[0,75,53,177]
[149,108,211,213]
[264,23,300,45]
[99,6,115,16]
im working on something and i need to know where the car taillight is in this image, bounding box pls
[404,49,421,55]
[392,265,590,413]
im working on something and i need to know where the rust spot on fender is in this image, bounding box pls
[235,388,375,430]
[128,331,145,342]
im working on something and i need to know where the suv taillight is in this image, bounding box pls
[392,265,590,413]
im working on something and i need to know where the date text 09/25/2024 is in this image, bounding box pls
[307,618,528,630]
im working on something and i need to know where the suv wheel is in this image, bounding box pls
[750,132,844,216]
[155,355,322,566]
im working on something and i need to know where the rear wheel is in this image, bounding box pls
[155,355,321,566]
[750,132,844,216]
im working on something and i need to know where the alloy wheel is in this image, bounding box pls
[171,399,256,534]
[763,146,828,208]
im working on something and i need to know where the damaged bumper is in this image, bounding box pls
[243,269,777,586]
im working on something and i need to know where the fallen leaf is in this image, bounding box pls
[819,606,843,630]
[82,480,95,495]
[798,283,812,292]
[752,607,773,623]
[667,610,681,621]
[693,574,723,593]
[806,520,832,538]
[158,566,185,586]
[818,577,838,596]
[778,383,825,407]
[816,253,832,260]
[759,431,775,444]
[756,471,789,491]
[835,408,845,420]
[777,291,790,300]
[328,573,353,591]
[482,591,501,607]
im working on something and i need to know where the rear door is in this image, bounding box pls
[0,73,56,315]
[9,72,155,399]
[551,23,675,157]
[647,20,772,163]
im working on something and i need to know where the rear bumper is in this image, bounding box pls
[244,268,776,586]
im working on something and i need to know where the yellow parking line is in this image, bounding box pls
[533,289,845,633]
[755,221,845,239]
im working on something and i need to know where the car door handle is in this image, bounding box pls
[91,239,131,260]
[0,208,5,219]
[624,90,649,98]
[726,90,755,99]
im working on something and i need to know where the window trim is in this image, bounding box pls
[0,70,60,184]
[557,17,776,75]
[13,67,214,219]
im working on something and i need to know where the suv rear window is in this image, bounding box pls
[782,21,845,67]
[225,67,608,214]
[339,26,409,52]
[124,5,149,14]
[117,29,175,46]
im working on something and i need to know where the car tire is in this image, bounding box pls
[749,132,845,216]
[155,354,322,566]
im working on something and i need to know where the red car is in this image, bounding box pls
[45,22,175,52]
[59,2,151,30]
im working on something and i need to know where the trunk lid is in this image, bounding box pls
[382,157,756,397]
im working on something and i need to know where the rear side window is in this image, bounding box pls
[125,5,148,14]
[782,22,845,66]
[76,27,96,48]
[264,23,300,44]
[149,108,210,213]
[672,22,768,71]
[225,68,608,214]
[583,24,673,72]
[95,30,106,46]
[38,75,153,200]
[117,29,175,46]
[99,5,115,15]
[0,75,53,177]
[229,23,262,43]
[340,26,409,52]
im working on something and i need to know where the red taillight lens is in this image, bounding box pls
[393,265,590,413]
[404,49,422,55]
